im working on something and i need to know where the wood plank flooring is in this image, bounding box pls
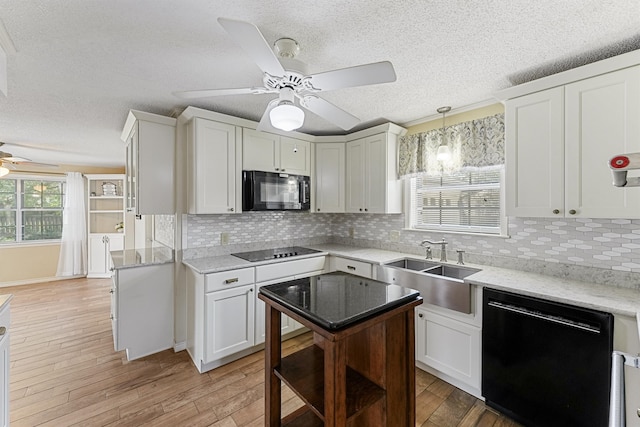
[5,277,521,426]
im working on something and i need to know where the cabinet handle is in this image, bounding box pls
[0,327,6,336]
[280,169,285,172]
[317,208,320,212]
[418,313,423,318]
[347,265,356,270]
[109,289,114,294]
[110,315,114,320]
[105,236,110,244]
[553,209,560,214]
[102,236,105,243]
[249,288,254,293]
[275,168,279,171]
[359,208,363,211]
[364,208,368,212]
[224,278,239,284]
[228,207,234,212]
[569,209,577,215]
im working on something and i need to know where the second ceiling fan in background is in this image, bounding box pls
[174,17,397,132]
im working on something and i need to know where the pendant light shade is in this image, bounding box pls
[0,166,9,177]
[436,106,451,161]
[269,101,305,131]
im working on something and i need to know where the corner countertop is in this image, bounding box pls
[182,243,640,318]
[111,245,174,270]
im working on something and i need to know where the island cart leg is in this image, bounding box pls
[264,303,282,426]
[324,338,347,426]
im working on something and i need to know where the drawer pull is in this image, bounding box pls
[109,289,114,294]
[0,327,5,336]
[224,278,239,284]
[347,265,356,270]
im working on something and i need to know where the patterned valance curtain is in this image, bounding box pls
[398,113,505,177]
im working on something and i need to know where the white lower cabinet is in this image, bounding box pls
[0,300,10,427]
[186,257,326,373]
[111,262,174,361]
[415,286,482,398]
[204,284,255,363]
[88,234,124,278]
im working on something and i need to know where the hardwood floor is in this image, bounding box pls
[5,277,520,426]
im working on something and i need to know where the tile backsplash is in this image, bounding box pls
[183,212,640,286]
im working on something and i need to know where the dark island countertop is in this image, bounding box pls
[259,272,421,330]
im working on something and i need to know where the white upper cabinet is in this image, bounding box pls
[346,132,402,214]
[505,65,640,218]
[505,87,564,217]
[315,142,346,213]
[121,110,176,215]
[243,128,311,176]
[187,118,242,214]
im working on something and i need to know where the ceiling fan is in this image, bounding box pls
[0,142,58,177]
[174,17,397,132]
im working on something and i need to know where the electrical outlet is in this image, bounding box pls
[390,230,400,242]
[220,232,230,245]
[348,227,354,238]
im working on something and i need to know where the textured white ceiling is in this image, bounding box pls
[0,0,639,167]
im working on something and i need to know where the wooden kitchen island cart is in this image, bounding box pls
[259,272,422,426]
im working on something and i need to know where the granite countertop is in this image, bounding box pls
[182,243,640,318]
[111,245,174,270]
[182,250,329,274]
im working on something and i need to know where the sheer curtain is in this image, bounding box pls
[56,172,87,277]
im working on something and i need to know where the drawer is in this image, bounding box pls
[205,267,255,292]
[331,257,372,279]
[256,256,326,283]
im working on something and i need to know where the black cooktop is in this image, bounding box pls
[231,246,322,262]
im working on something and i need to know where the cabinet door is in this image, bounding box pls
[346,138,367,212]
[189,118,240,214]
[254,289,298,345]
[364,134,387,213]
[565,66,640,218]
[315,143,345,213]
[88,235,108,277]
[125,125,138,213]
[204,284,255,363]
[416,308,481,390]
[279,137,311,175]
[505,87,564,217]
[136,120,175,214]
[243,128,279,172]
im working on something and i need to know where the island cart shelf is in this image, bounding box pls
[259,273,422,427]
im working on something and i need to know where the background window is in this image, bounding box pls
[0,177,65,243]
[407,168,504,235]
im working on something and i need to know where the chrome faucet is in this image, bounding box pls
[420,239,448,262]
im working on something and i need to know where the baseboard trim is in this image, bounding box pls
[0,275,85,288]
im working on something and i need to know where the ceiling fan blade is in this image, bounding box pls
[173,87,266,99]
[3,156,32,163]
[306,61,397,92]
[301,96,360,130]
[256,99,279,132]
[217,18,285,78]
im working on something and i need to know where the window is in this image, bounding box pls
[0,177,65,243]
[407,168,505,235]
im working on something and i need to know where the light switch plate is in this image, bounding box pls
[348,227,354,238]
[390,230,400,242]
[220,232,229,245]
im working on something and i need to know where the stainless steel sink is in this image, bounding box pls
[377,258,480,313]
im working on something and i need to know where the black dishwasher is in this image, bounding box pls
[482,288,613,427]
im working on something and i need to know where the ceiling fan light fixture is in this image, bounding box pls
[269,101,305,131]
[0,165,9,177]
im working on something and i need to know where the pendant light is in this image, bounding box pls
[436,106,452,161]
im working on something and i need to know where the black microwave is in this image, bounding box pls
[242,170,311,211]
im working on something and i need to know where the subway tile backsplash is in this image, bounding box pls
[184,212,640,287]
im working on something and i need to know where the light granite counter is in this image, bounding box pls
[182,251,329,274]
[182,243,640,317]
[111,245,174,270]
